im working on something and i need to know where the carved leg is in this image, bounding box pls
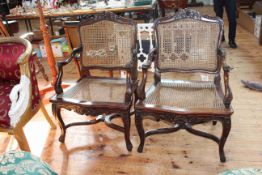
[13,127,30,151]
[122,112,133,151]
[52,104,66,143]
[40,102,56,129]
[219,118,231,162]
[35,58,49,81]
[135,111,145,153]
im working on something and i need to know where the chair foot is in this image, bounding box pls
[137,144,144,153]
[126,143,133,152]
[219,118,231,162]
[59,135,65,143]
[135,111,145,153]
[220,154,226,162]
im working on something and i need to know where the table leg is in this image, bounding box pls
[49,18,54,36]
[24,19,29,32]
[28,19,33,31]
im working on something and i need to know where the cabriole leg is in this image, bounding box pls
[122,112,133,151]
[52,104,66,143]
[219,118,231,162]
[135,111,145,153]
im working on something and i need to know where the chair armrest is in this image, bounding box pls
[8,75,31,127]
[55,47,82,94]
[220,48,233,108]
[136,48,157,100]
[20,32,34,42]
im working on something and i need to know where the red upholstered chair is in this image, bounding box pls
[0,37,56,151]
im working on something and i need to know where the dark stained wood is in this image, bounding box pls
[135,9,233,162]
[50,12,138,151]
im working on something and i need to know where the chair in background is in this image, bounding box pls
[157,0,188,17]
[50,12,138,151]
[0,37,56,151]
[135,9,233,162]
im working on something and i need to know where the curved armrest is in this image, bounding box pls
[222,49,233,108]
[55,47,82,94]
[8,75,31,127]
[20,32,34,42]
[136,48,157,100]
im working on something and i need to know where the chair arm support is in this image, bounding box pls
[218,47,225,58]
[136,48,157,100]
[223,64,233,108]
[55,47,82,94]
[8,75,31,127]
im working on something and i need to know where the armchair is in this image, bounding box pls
[0,37,56,151]
[50,12,138,151]
[135,9,233,162]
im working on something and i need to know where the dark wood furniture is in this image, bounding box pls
[157,0,188,17]
[50,12,138,151]
[135,9,233,162]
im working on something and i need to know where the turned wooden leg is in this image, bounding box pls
[52,104,66,143]
[219,118,231,162]
[13,127,30,151]
[135,111,145,153]
[40,102,56,129]
[122,112,133,151]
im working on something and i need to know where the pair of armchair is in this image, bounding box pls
[51,9,233,162]
[0,37,56,151]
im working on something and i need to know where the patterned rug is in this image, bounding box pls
[219,168,262,175]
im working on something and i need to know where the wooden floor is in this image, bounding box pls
[1,7,262,175]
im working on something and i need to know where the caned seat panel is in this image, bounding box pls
[144,80,225,110]
[59,78,127,104]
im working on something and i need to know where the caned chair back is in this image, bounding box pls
[155,9,223,73]
[78,13,137,71]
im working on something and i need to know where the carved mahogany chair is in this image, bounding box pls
[0,37,56,151]
[135,9,233,162]
[50,12,138,151]
[158,0,188,17]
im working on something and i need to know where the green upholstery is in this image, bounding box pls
[219,168,262,175]
[0,150,57,175]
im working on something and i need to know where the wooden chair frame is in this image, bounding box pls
[135,9,233,162]
[51,12,138,151]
